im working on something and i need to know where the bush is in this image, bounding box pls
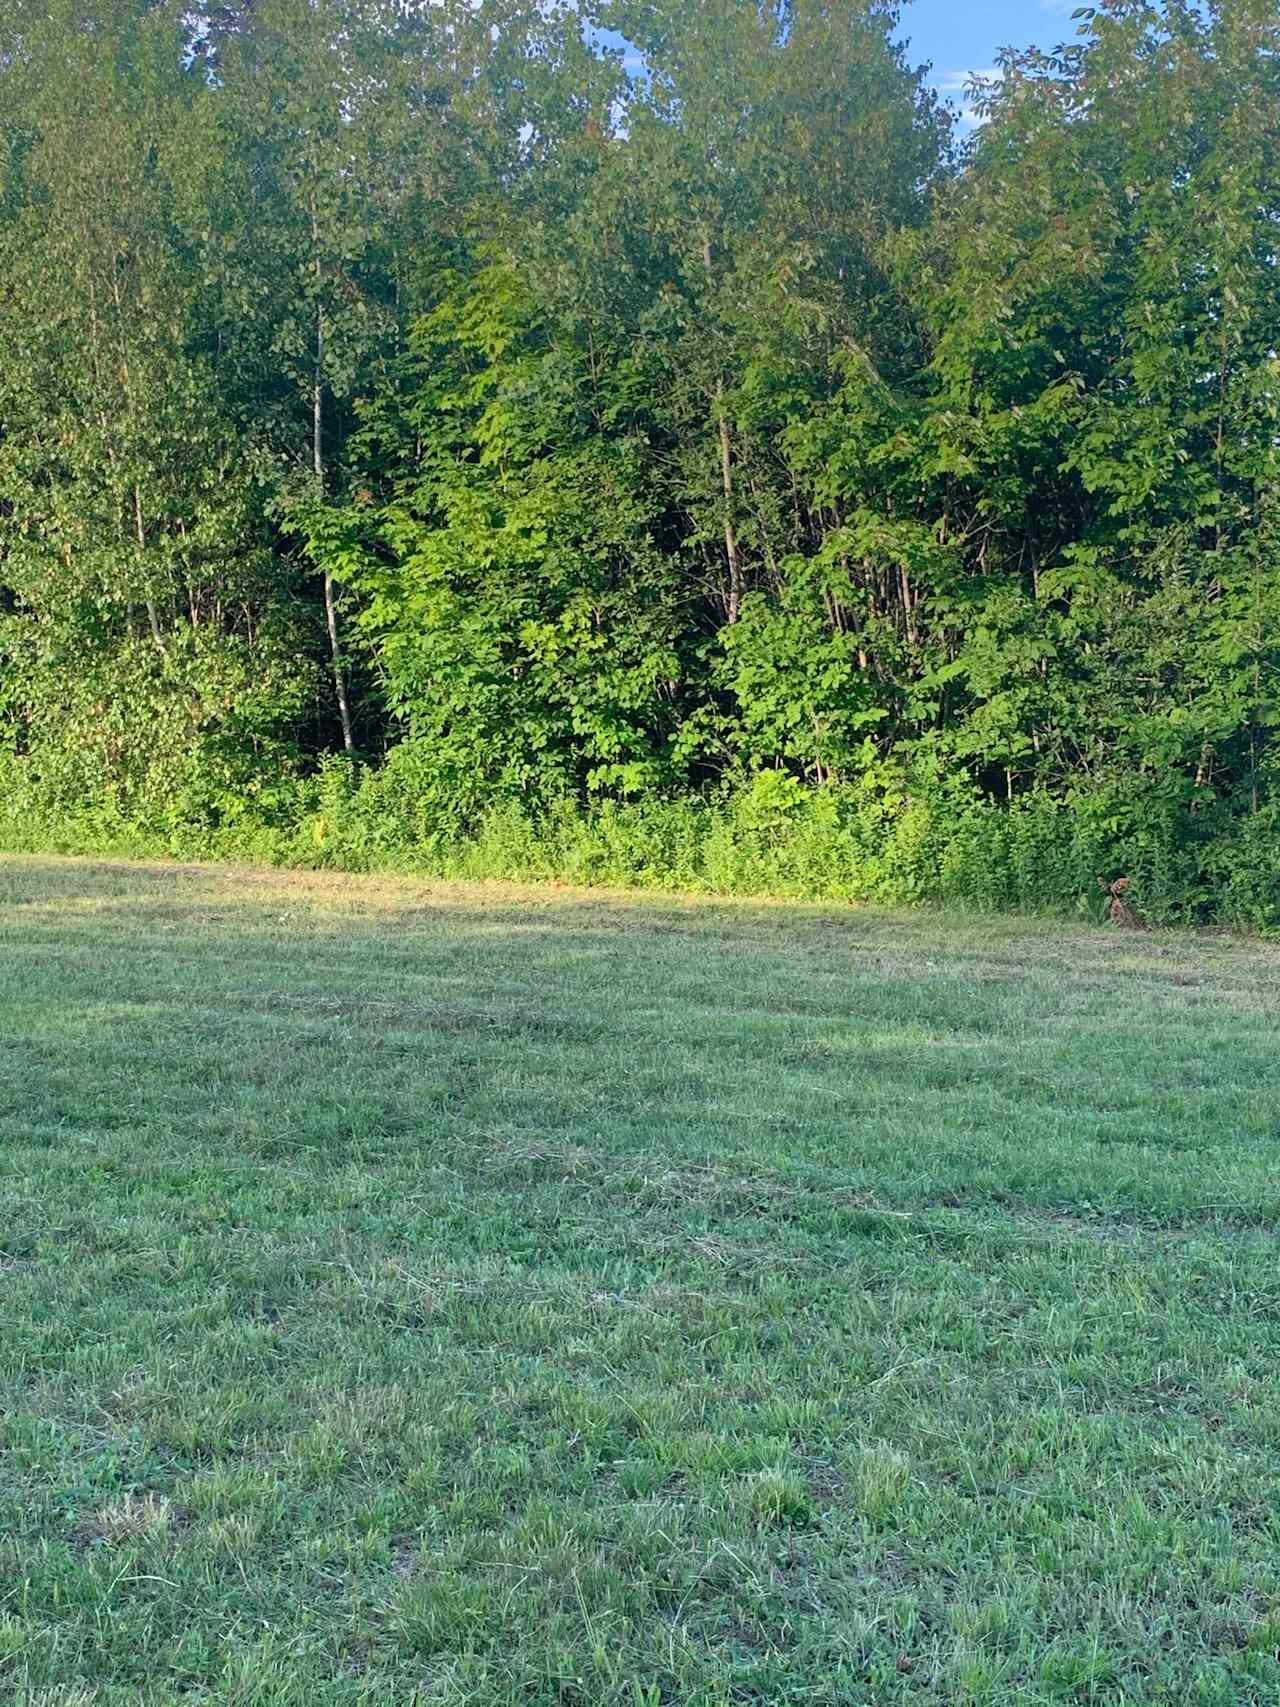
[0,745,1273,936]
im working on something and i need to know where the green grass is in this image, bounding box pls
[3,856,1280,1706]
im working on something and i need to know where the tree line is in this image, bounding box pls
[1,0,1278,923]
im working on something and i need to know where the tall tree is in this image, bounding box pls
[316,0,951,798]
[0,0,313,815]
[872,0,1280,814]
[179,0,615,752]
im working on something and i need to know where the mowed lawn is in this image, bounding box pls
[4,860,1280,1707]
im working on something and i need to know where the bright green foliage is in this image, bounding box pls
[1,0,1279,922]
[317,262,700,824]
[321,0,950,801]
[0,1,315,817]
[883,0,1280,837]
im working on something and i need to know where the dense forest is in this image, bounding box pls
[2,0,1278,924]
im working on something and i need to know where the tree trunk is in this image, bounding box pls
[134,484,167,657]
[716,390,743,624]
[899,562,917,648]
[313,272,355,754]
[702,234,742,625]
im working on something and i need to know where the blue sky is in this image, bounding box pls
[896,0,1080,124]
[600,4,1086,134]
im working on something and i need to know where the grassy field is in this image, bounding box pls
[3,858,1280,1706]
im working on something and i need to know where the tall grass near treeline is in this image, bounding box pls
[3,751,1276,933]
